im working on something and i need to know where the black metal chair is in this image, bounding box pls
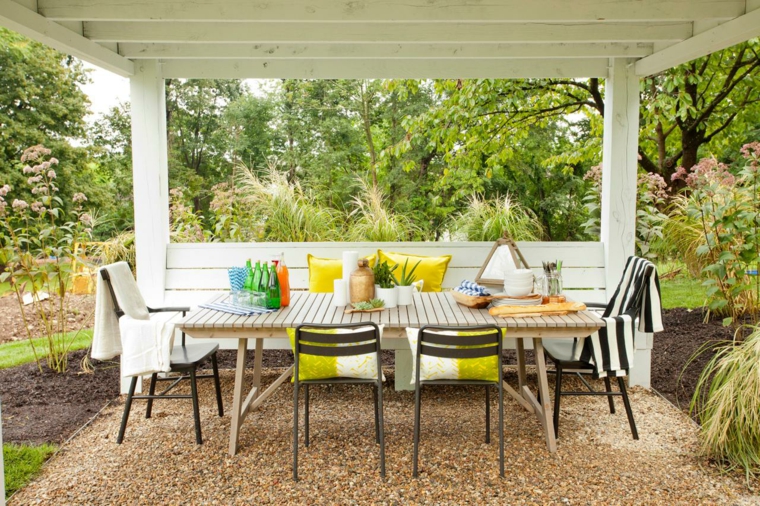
[99,267,224,445]
[292,322,385,481]
[543,260,655,441]
[413,325,504,478]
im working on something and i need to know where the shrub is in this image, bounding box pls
[690,325,760,482]
[0,145,92,373]
[169,187,212,243]
[671,145,760,325]
[452,193,543,241]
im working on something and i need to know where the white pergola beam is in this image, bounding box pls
[0,0,134,76]
[635,7,760,75]
[85,21,693,44]
[160,58,609,79]
[120,42,653,60]
[37,0,744,22]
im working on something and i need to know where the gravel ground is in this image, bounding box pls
[10,368,759,505]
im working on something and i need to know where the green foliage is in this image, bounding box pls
[0,330,92,370]
[236,162,341,242]
[451,194,543,242]
[372,260,397,289]
[690,325,760,482]
[348,179,419,242]
[0,145,93,373]
[352,298,385,310]
[671,146,760,325]
[391,258,421,286]
[3,443,57,498]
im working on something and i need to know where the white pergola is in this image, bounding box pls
[2,0,760,307]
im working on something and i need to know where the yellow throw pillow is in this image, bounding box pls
[377,250,451,292]
[307,253,377,292]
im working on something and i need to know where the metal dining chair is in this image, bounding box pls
[543,257,659,440]
[292,322,385,481]
[412,325,504,478]
[99,265,224,445]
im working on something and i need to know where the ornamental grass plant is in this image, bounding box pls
[689,325,760,483]
[452,193,542,241]
[348,179,419,242]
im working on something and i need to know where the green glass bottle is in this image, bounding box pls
[243,259,254,291]
[252,260,262,292]
[266,263,281,309]
[258,261,270,293]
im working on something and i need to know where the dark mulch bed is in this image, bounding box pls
[0,293,95,345]
[0,349,120,445]
[0,307,733,447]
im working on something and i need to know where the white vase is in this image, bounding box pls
[397,285,414,305]
[376,286,398,308]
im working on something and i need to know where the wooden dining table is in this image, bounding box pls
[178,291,605,456]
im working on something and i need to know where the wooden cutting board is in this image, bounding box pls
[488,301,586,317]
[498,311,568,318]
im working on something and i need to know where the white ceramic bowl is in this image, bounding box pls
[504,285,533,297]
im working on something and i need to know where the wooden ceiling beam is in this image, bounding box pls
[37,0,744,23]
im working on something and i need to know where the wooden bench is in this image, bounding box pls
[160,241,653,388]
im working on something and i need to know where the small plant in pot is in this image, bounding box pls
[392,258,421,305]
[373,260,398,308]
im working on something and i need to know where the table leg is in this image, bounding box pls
[229,338,248,456]
[516,337,527,392]
[533,338,557,453]
[252,338,264,401]
[394,349,414,391]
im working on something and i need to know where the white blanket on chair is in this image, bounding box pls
[119,312,176,378]
[92,262,150,361]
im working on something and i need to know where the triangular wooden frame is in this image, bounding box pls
[474,236,530,287]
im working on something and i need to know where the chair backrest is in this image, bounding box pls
[99,263,149,320]
[294,322,381,360]
[417,325,502,362]
[603,256,655,320]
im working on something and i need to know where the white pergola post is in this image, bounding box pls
[601,57,651,388]
[126,59,170,393]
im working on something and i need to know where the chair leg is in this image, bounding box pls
[189,369,203,444]
[145,373,158,419]
[304,384,310,447]
[373,384,380,444]
[604,376,616,414]
[485,385,491,444]
[117,376,138,444]
[211,353,224,417]
[293,380,300,481]
[377,381,385,478]
[553,364,562,439]
[413,384,422,478]
[618,377,639,440]
[498,382,505,478]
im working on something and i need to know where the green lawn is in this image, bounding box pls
[0,330,93,370]
[3,443,57,499]
[660,274,706,310]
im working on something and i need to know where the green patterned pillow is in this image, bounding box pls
[288,326,385,382]
[406,328,503,384]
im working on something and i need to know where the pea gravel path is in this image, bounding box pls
[11,368,759,505]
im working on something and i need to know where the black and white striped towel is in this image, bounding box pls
[575,257,664,378]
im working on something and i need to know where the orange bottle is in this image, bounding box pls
[277,252,290,307]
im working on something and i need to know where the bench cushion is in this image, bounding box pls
[378,250,451,292]
[307,253,376,292]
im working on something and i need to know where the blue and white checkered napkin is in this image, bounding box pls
[228,267,248,291]
[454,280,490,297]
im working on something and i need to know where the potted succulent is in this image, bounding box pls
[372,260,398,308]
[392,258,421,305]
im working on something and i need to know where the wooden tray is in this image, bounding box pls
[450,290,492,309]
[488,301,586,317]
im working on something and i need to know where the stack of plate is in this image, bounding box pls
[490,293,542,307]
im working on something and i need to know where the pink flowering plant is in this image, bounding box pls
[0,145,93,373]
[672,144,760,326]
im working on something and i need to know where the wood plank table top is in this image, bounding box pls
[179,291,605,339]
